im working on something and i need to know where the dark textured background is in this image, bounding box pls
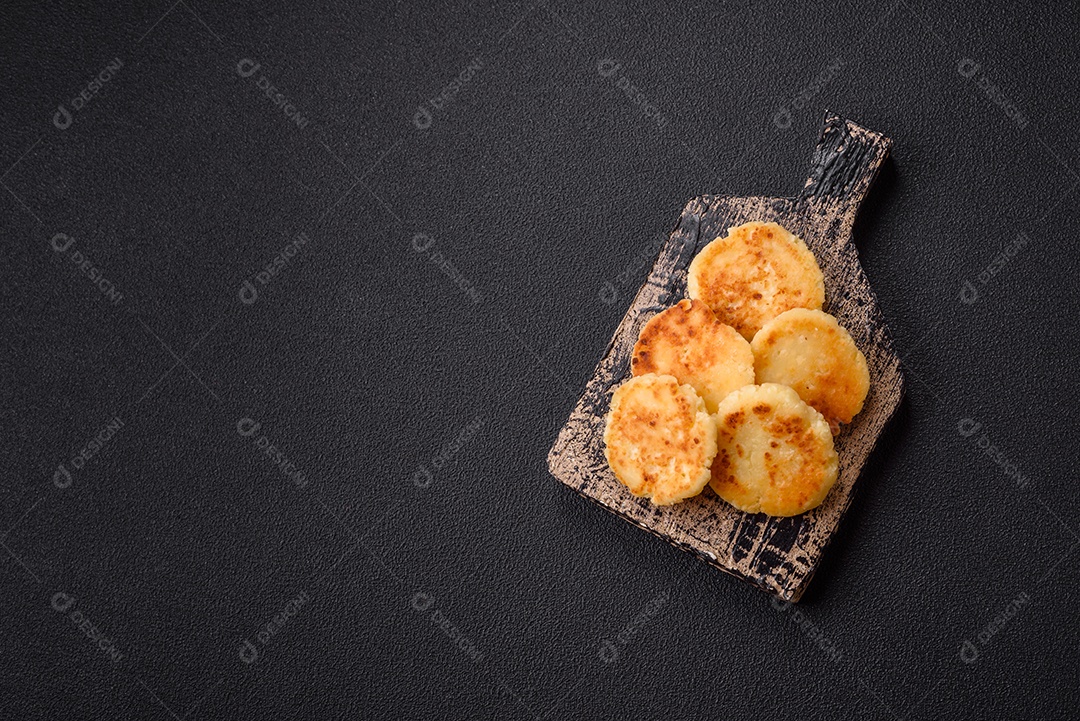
[2,1,1078,719]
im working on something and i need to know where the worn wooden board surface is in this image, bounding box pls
[547,112,903,602]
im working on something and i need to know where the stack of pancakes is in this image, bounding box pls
[604,222,869,516]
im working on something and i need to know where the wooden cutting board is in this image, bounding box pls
[547,112,903,602]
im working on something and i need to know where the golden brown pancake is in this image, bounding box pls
[709,383,838,516]
[751,308,869,433]
[687,221,824,340]
[604,373,717,506]
[631,299,754,414]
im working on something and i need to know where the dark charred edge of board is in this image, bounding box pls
[799,112,892,212]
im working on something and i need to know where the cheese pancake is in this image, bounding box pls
[709,383,838,516]
[604,374,717,506]
[751,308,869,433]
[631,299,754,413]
[687,221,824,340]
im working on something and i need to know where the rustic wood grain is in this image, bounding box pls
[547,112,903,602]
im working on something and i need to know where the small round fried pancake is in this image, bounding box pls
[687,221,824,340]
[709,383,838,516]
[604,373,717,506]
[631,299,754,414]
[751,308,869,432]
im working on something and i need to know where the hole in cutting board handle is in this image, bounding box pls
[797,111,892,216]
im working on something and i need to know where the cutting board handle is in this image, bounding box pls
[798,112,892,216]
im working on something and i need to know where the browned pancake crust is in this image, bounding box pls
[604,374,717,505]
[631,299,754,413]
[708,384,838,516]
[687,222,824,340]
[751,308,869,430]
